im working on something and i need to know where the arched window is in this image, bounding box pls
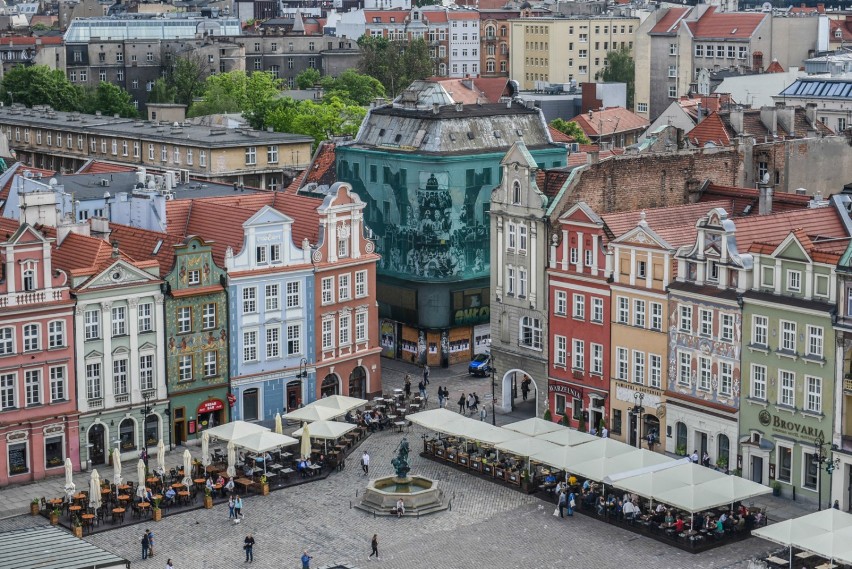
[22,261,36,291]
[717,434,730,466]
[485,25,495,38]
[512,180,521,204]
[676,422,688,454]
[438,63,447,76]
[144,414,159,447]
[242,388,259,421]
[349,366,366,399]
[321,374,339,398]
[119,418,136,451]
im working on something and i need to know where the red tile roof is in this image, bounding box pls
[571,107,650,139]
[765,59,785,73]
[686,7,766,39]
[0,36,62,45]
[699,183,812,215]
[303,142,337,188]
[735,207,847,253]
[566,147,623,167]
[364,9,408,24]
[650,7,690,34]
[76,161,135,175]
[548,126,574,143]
[447,10,478,19]
[428,77,509,104]
[687,111,731,147]
[602,200,733,246]
[790,3,825,14]
[107,222,184,274]
[830,18,852,42]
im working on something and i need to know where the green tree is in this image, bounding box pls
[161,50,208,107]
[319,69,385,106]
[0,65,82,111]
[188,70,283,126]
[265,96,365,145]
[596,46,635,108]
[81,82,137,118]
[357,36,433,98]
[549,118,591,144]
[148,78,176,105]
[295,68,321,90]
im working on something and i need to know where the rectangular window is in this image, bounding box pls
[584,249,593,267]
[699,309,712,337]
[616,347,628,380]
[339,274,351,300]
[633,350,645,384]
[267,145,278,163]
[591,343,603,375]
[637,261,647,279]
[255,246,267,265]
[355,271,368,298]
[518,225,528,252]
[751,364,767,400]
[0,373,14,409]
[649,354,662,388]
[200,151,206,167]
[0,327,12,355]
[203,351,217,377]
[266,326,280,358]
[25,369,40,406]
[719,362,733,396]
[617,297,629,324]
[679,305,692,332]
[48,321,64,349]
[572,339,584,370]
[570,247,578,265]
[23,324,39,351]
[555,291,567,315]
[187,270,200,285]
[806,375,822,413]
[321,277,333,304]
[787,270,802,292]
[179,355,193,382]
[8,442,28,475]
[649,302,662,331]
[633,299,646,328]
[245,146,257,165]
[804,451,818,490]
[265,284,279,311]
[518,269,528,297]
[779,370,795,407]
[139,355,154,390]
[86,363,101,400]
[202,303,216,329]
[555,335,567,366]
[753,315,768,346]
[287,323,302,355]
[592,297,604,323]
[286,281,301,308]
[573,294,585,319]
[507,267,515,295]
[807,326,823,358]
[243,287,257,314]
[781,320,797,352]
[720,313,734,342]
[322,318,334,350]
[698,356,711,391]
[49,366,65,402]
[355,312,367,343]
[177,307,191,334]
[113,359,128,395]
[678,351,691,386]
[340,313,351,345]
[243,330,258,362]
[111,306,126,336]
[138,303,152,332]
[777,445,792,483]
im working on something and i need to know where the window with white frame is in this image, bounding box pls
[0,327,12,355]
[753,315,768,346]
[321,277,333,304]
[266,326,280,358]
[751,364,767,400]
[720,313,734,342]
[179,355,193,382]
[49,366,65,402]
[322,318,334,350]
[506,267,515,295]
[255,245,267,265]
[592,298,604,323]
[85,309,100,340]
[649,354,662,388]
[698,356,711,391]
[23,324,39,351]
[573,294,585,319]
[570,247,578,265]
[245,146,257,165]
[520,317,542,349]
[243,287,257,314]
[637,260,647,279]
[203,351,217,377]
[779,369,795,407]
[584,249,593,267]
[177,307,191,333]
[138,302,153,333]
[507,222,516,250]
[678,351,691,385]
[340,313,351,345]
[287,323,302,355]
[187,270,200,285]
[285,281,300,308]
[699,309,712,337]
[617,297,629,324]
[518,269,528,297]
[86,363,101,400]
[0,373,14,409]
[518,224,528,252]
[807,326,824,358]
[777,444,792,483]
[355,271,368,298]
[22,266,35,291]
[555,335,567,366]
[355,311,367,342]
[113,359,128,394]
[202,303,216,329]
[572,339,584,370]
[338,235,349,259]
[265,284,279,311]
[805,375,822,413]
[787,270,802,293]
[25,369,40,406]
[634,299,646,328]
[243,330,258,362]
[555,291,567,315]
[781,320,797,352]
[633,350,645,384]
[591,344,604,375]
[616,347,628,380]
[140,355,154,391]
[111,306,127,337]
[719,361,733,396]
[339,274,351,300]
[679,305,692,332]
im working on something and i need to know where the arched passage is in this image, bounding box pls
[501,369,539,417]
[321,373,340,398]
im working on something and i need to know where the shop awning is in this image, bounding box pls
[502,418,566,437]
[534,428,598,447]
[230,431,299,453]
[205,420,268,442]
[291,420,357,440]
[753,509,852,564]
[310,395,368,413]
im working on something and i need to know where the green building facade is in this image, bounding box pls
[163,236,230,447]
[739,230,839,506]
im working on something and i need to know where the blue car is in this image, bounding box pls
[468,353,492,377]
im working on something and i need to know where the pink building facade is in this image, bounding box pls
[0,221,79,485]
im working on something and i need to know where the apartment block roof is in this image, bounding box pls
[685,7,765,40]
[735,207,848,253]
[699,183,813,216]
[571,107,650,137]
[649,7,690,35]
[602,200,733,247]
[780,77,852,100]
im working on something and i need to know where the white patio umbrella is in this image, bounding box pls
[89,469,102,510]
[157,439,166,474]
[205,420,268,442]
[136,459,147,499]
[292,420,356,455]
[285,405,342,423]
[231,431,298,474]
[112,448,122,486]
[300,422,311,460]
[64,457,76,496]
[310,394,368,413]
[226,441,236,478]
[182,449,192,487]
[274,413,283,435]
[201,431,211,468]
[503,417,566,437]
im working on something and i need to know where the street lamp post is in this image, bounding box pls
[140,390,155,481]
[490,358,497,426]
[633,392,645,449]
[814,431,840,511]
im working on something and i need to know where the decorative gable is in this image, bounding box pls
[244,205,294,228]
[613,224,671,250]
[772,232,812,263]
[82,260,160,290]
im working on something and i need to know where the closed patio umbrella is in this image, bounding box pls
[274,413,283,435]
[201,431,210,468]
[64,457,76,496]
[136,459,146,499]
[157,439,166,474]
[226,441,236,479]
[112,448,122,486]
[300,422,311,460]
[182,449,192,487]
[89,469,102,510]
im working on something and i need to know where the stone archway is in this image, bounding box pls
[321,373,341,398]
[500,369,539,417]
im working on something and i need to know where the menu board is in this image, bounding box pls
[8,444,27,474]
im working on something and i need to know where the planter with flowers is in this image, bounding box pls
[49,507,61,525]
[260,475,269,496]
[203,487,213,509]
[30,498,40,516]
[152,497,162,521]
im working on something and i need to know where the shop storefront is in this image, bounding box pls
[665,401,736,469]
[197,399,226,432]
[1,418,80,485]
[610,381,666,452]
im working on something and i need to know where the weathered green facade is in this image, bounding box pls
[163,236,230,446]
[739,231,838,506]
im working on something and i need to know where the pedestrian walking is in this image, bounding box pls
[369,534,379,561]
[418,380,425,399]
[479,405,487,422]
[141,530,150,560]
[228,495,236,519]
[244,534,255,563]
[567,490,576,516]
[521,378,530,401]
[234,495,243,518]
[361,451,370,476]
[458,393,465,414]
[442,386,449,408]
[472,392,480,412]
[165,559,174,569]
[423,364,430,385]
[558,489,567,518]
[301,550,313,569]
[404,375,411,400]
[148,529,155,557]
[437,385,444,408]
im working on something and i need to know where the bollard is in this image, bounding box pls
[349,501,352,509]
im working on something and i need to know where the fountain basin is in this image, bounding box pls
[356,475,447,516]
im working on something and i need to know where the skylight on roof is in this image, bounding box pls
[153,239,163,255]
[730,28,737,34]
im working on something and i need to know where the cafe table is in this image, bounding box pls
[171,482,185,490]
[138,502,151,517]
[193,478,206,487]
[815,563,838,569]
[111,507,125,524]
[48,498,63,507]
[177,491,191,505]
[117,484,130,492]
[765,556,789,566]
[795,552,815,560]
[68,504,82,517]
[235,477,254,493]
[81,513,95,533]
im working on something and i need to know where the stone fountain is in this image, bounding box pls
[356,437,447,516]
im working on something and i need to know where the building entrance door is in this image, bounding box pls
[88,424,105,465]
[751,456,764,484]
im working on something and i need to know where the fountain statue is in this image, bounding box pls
[391,437,412,480]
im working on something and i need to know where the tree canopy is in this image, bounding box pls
[295,68,321,90]
[148,78,176,105]
[161,50,208,107]
[596,46,635,109]
[357,36,433,98]
[549,118,590,145]
[264,96,365,145]
[319,69,385,106]
[81,82,138,118]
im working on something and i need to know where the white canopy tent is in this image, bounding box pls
[445,420,527,446]
[531,438,636,471]
[310,395,368,413]
[408,408,471,432]
[603,457,691,486]
[494,436,562,458]
[291,420,356,440]
[611,461,720,499]
[502,418,566,438]
[230,431,299,475]
[284,405,343,423]
[534,428,598,447]
[753,509,852,567]
[569,449,673,484]
[205,421,268,442]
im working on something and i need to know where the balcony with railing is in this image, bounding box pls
[0,288,65,308]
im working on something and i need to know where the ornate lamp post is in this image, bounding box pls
[633,392,645,449]
[814,431,840,511]
[140,390,155,481]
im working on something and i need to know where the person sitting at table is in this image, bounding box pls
[622,499,637,521]
[393,498,405,518]
[164,486,176,505]
[297,459,308,478]
[143,487,154,503]
[364,412,376,433]
[582,479,591,493]
[596,495,606,516]
[567,474,578,487]
[744,512,756,531]
[715,517,725,534]
[224,477,235,495]
[664,510,674,525]
[655,503,667,515]
[316,454,325,468]
[205,477,214,493]
[675,516,685,533]
[544,473,557,486]
[215,474,225,491]
[345,410,355,424]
